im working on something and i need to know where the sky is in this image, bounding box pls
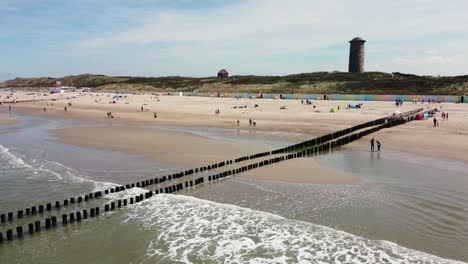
[1,0,468,81]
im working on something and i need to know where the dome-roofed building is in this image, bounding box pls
[217,69,229,78]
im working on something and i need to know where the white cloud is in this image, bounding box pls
[29,0,468,76]
[73,0,468,48]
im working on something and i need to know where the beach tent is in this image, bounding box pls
[415,114,423,120]
[330,108,337,113]
[113,95,119,99]
[349,104,357,108]
[423,113,429,118]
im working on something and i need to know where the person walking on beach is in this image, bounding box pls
[64,107,67,111]
[237,119,240,126]
[253,119,256,126]
[43,107,47,112]
[446,112,448,120]
[433,117,438,127]
[249,118,252,126]
[377,140,381,152]
[153,112,157,118]
[370,138,375,152]
[141,106,144,112]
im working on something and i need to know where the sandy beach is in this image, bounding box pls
[4,91,468,181]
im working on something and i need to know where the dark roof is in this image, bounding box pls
[350,37,366,42]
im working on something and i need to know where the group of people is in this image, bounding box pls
[141,105,158,118]
[395,99,404,106]
[236,118,256,126]
[370,138,381,152]
[441,112,449,120]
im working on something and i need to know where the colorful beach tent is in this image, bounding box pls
[330,108,337,113]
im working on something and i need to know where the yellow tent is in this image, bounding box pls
[330,108,337,113]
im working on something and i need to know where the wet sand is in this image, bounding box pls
[53,126,268,167]
[0,115,20,126]
[53,126,359,185]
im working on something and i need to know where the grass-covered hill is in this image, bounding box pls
[1,72,467,95]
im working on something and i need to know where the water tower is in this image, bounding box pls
[348,37,366,73]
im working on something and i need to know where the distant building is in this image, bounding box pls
[348,37,366,73]
[217,69,229,78]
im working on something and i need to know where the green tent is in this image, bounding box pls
[330,108,337,113]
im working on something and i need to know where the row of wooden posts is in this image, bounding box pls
[1,108,433,242]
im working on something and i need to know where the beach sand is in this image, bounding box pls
[53,126,269,167]
[7,91,468,182]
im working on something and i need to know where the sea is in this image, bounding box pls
[0,113,467,264]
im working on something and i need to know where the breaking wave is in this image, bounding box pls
[125,194,465,264]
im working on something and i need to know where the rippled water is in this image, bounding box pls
[188,150,468,262]
[1,114,467,263]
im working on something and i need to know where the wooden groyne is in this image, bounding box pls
[0,108,436,242]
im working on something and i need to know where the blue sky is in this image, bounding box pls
[1,0,468,81]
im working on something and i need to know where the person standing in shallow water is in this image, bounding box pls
[377,140,381,152]
[370,138,375,152]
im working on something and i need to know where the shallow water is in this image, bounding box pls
[0,114,467,263]
[189,150,468,261]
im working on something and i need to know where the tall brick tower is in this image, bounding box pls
[348,37,366,73]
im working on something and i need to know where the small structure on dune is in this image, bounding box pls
[217,69,229,78]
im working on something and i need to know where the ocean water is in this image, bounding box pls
[0,114,467,263]
[189,150,468,262]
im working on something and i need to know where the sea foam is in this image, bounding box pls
[124,194,466,264]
